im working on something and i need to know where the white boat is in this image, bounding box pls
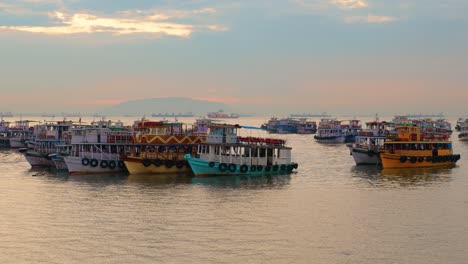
[455,118,468,132]
[458,122,468,142]
[0,118,11,147]
[347,120,393,165]
[63,119,133,174]
[22,120,73,167]
[9,120,35,148]
[314,118,346,143]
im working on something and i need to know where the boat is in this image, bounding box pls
[151,112,194,118]
[184,124,298,177]
[276,118,299,134]
[0,118,11,147]
[406,113,444,118]
[263,117,280,133]
[21,120,74,167]
[347,120,393,165]
[341,119,362,142]
[289,112,331,118]
[296,118,317,134]
[123,119,204,175]
[9,120,35,148]
[262,117,316,134]
[207,110,239,119]
[314,118,346,143]
[458,122,468,141]
[379,125,461,169]
[63,119,133,174]
[192,118,215,135]
[455,118,468,131]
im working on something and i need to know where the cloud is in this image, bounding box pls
[344,14,398,23]
[332,0,368,9]
[0,10,225,37]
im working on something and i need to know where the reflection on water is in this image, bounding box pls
[350,164,454,187]
[127,174,192,185]
[192,174,292,189]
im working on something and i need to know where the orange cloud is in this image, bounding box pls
[345,14,398,23]
[0,10,225,37]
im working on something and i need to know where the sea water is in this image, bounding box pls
[1,116,467,263]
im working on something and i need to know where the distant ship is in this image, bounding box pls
[406,113,444,118]
[151,112,194,118]
[0,112,13,117]
[289,112,331,118]
[207,110,239,119]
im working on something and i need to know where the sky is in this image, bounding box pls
[0,0,467,116]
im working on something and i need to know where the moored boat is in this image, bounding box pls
[0,118,11,147]
[123,119,204,175]
[314,118,346,143]
[379,125,461,169]
[22,120,73,167]
[63,119,133,174]
[185,124,298,177]
[9,120,35,148]
[458,122,468,141]
[348,120,393,165]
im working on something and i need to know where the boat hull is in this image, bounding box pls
[0,138,10,147]
[349,147,381,165]
[185,154,296,177]
[314,135,346,144]
[51,156,68,171]
[124,157,191,175]
[64,156,126,174]
[380,153,460,169]
[24,151,54,167]
[10,138,27,148]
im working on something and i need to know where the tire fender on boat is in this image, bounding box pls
[90,159,98,167]
[100,160,109,168]
[400,156,407,163]
[219,163,227,172]
[176,160,185,169]
[240,164,248,173]
[228,164,236,172]
[82,158,90,166]
[153,159,162,167]
[142,159,151,167]
[108,160,116,169]
[165,160,174,168]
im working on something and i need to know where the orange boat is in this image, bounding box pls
[379,125,460,169]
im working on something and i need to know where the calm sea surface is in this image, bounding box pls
[1,116,468,263]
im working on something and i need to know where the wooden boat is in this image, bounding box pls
[123,119,204,175]
[185,124,298,177]
[379,125,460,169]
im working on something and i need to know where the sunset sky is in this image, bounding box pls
[1,0,467,115]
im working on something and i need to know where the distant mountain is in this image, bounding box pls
[100,97,231,117]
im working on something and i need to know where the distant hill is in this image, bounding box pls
[100,97,231,117]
